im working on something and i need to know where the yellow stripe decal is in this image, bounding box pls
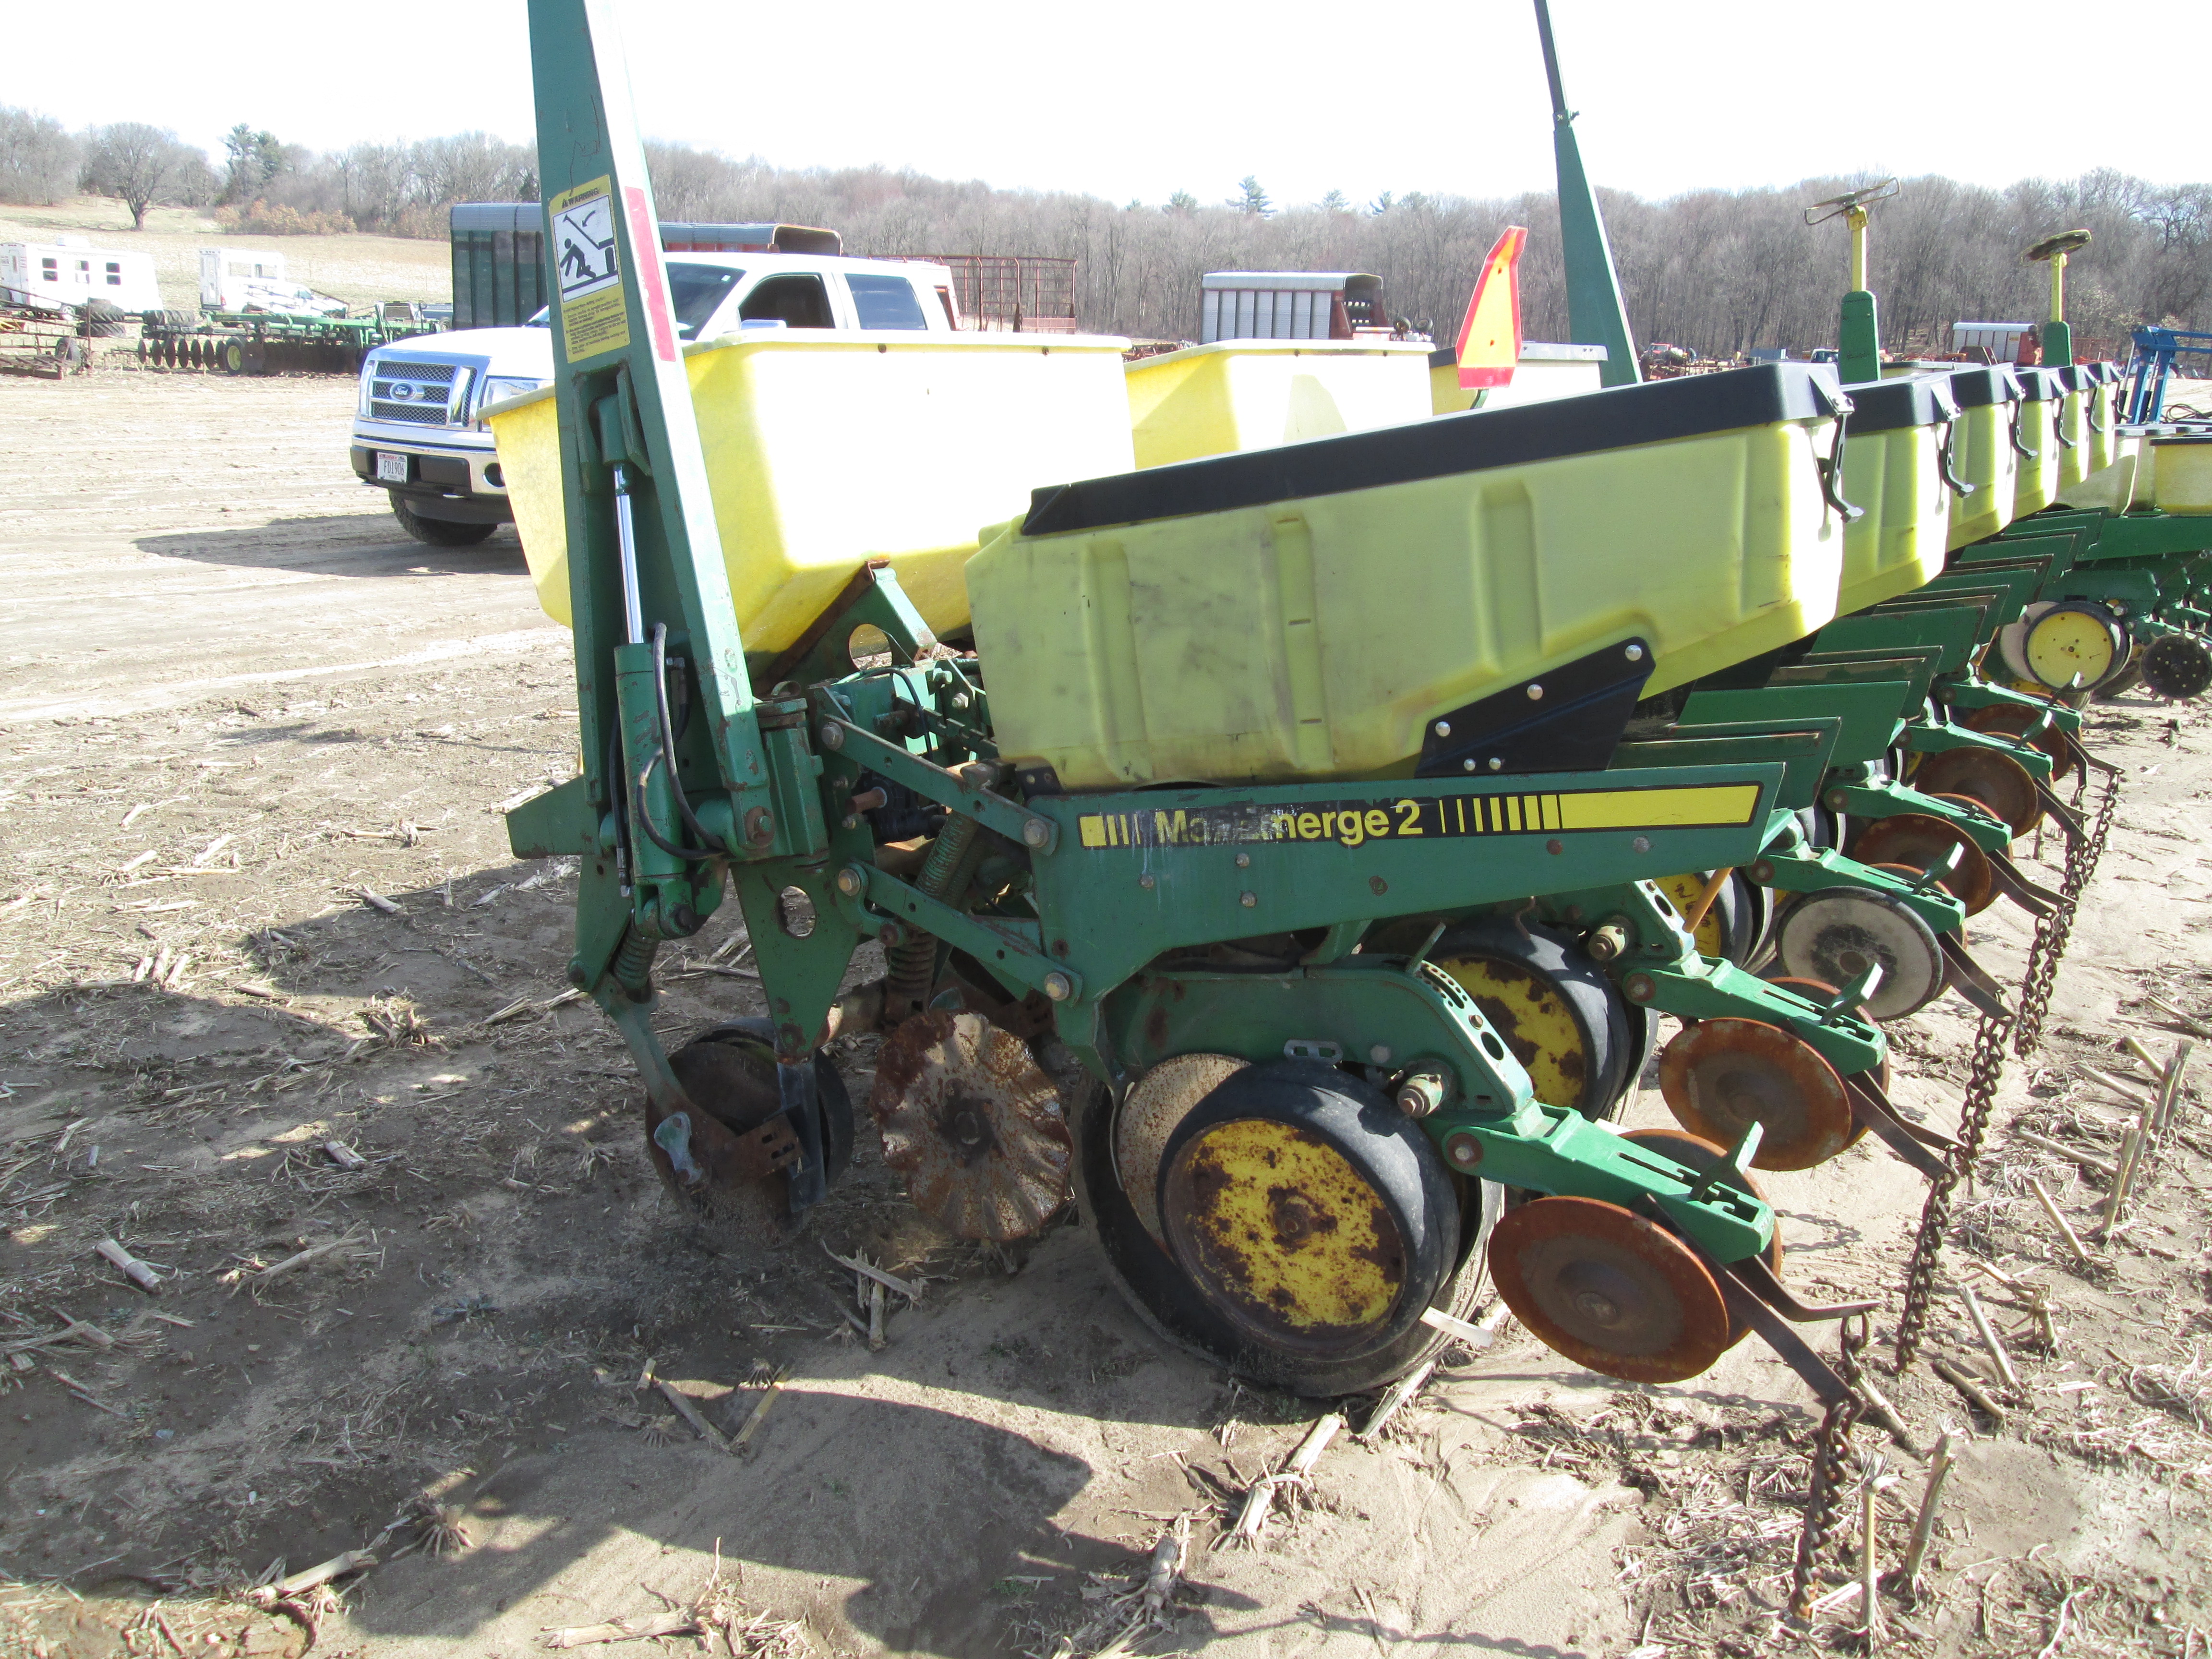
[1070,783,1762,850]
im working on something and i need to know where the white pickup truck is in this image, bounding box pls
[351,252,961,546]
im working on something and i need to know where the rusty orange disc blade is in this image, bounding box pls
[870,1010,1071,1241]
[1963,702,2075,785]
[1487,1195,1733,1384]
[1757,974,1887,1118]
[1657,1017,1855,1172]
[1911,747,2042,836]
[1848,810,1997,915]
[1621,1127,1779,1346]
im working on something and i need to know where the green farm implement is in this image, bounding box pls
[499,0,1908,1404]
[137,304,441,376]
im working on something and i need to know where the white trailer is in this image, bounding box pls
[0,238,162,313]
[199,247,346,316]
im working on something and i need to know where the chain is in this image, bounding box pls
[1895,1004,2013,1368]
[1789,1316,1867,1622]
[2013,764,2119,1059]
[2013,906,2068,1059]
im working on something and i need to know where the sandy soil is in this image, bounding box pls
[2,370,2210,1659]
[0,198,452,312]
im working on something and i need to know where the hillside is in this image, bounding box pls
[0,195,449,311]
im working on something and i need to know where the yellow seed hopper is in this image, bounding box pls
[969,363,1853,789]
[489,330,1135,654]
[1124,338,1434,469]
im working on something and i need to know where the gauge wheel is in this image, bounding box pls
[1077,1060,1498,1397]
[1430,919,1634,1121]
[1653,870,1758,965]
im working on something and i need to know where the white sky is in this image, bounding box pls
[11,0,2210,210]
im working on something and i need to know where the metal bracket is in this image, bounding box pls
[814,696,1058,855]
[1685,1121,1765,1203]
[1907,842,1965,896]
[1632,1195,1861,1409]
[1727,1249,1881,1324]
[1986,849,2062,916]
[1842,1072,1956,1183]
[1937,933,2012,1019]
[2030,779,2087,844]
[856,864,1081,1005]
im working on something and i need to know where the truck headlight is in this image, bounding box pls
[358,357,380,418]
[476,376,547,422]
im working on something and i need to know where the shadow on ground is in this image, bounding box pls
[135,513,527,579]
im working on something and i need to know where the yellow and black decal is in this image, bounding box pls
[1076,783,1761,852]
[548,175,629,363]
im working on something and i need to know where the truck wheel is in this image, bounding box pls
[389,493,497,547]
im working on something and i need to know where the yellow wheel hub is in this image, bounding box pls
[1439,952,1593,1107]
[1654,871,1727,958]
[2025,608,2116,688]
[1160,1118,1403,1349]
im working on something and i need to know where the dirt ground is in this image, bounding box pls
[3,366,2211,1659]
[0,199,451,312]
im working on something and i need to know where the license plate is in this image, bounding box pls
[374,452,409,483]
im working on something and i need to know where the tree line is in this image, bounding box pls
[5,105,2206,356]
[647,144,2212,358]
[0,108,535,238]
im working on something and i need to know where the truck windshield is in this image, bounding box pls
[667,263,742,337]
[521,263,742,338]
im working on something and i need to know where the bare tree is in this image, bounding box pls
[0,107,81,205]
[80,122,206,228]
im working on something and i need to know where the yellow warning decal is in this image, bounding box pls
[549,175,629,363]
[1076,783,1759,853]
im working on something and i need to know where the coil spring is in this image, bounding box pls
[884,814,986,1014]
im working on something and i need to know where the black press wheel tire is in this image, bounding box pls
[1075,1062,1500,1398]
[389,493,499,546]
[1430,918,1634,1121]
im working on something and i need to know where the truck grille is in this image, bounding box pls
[368,358,467,426]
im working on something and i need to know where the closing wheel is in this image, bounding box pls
[1158,1061,1459,1362]
[1078,1063,1498,1397]
[1654,871,1757,965]
[1848,809,1997,915]
[1431,920,1632,1120]
[1658,1017,1856,1171]
[2141,633,2212,701]
[870,1010,1071,1241]
[1487,1196,1733,1384]
[1773,884,1948,1020]
[1909,746,2042,836]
